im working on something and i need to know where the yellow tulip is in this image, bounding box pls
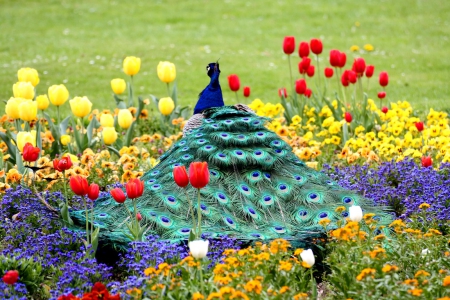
[19,100,38,122]
[16,130,36,152]
[60,135,71,146]
[36,95,50,110]
[100,113,115,127]
[123,56,141,76]
[48,84,69,106]
[17,67,40,87]
[5,97,25,119]
[13,81,35,100]
[158,97,175,116]
[102,127,118,145]
[118,109,133,129]
[69,96,92,118]
[111,78,127,94]
[157,61,176,83]
[62,153,79,163]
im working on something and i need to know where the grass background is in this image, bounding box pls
[0,0,449,115]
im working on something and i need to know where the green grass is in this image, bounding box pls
[1,0,449,116]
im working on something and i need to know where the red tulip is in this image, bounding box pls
[329,50,341,67]
[379,71,389,87]
[415,122,424,132]
[310,38,323,55]
[278,88,288,98]
[243,86,250,97]
[324,67,334,78]
[338,52,347,68]
[347,70,357,84]
[126,178,144,199]
[344,112,353,123]
[283,36,295,55]
[22,143,40,162]
[227,74,240,92]
[421,156,432,168]
[298,41,310,58]
[111,188,126,203]
[378,91,386,99]
[295,79,307,94]
[306,65,315,77]
[87,183,100,201]
[53,156,72,172]
[298,57,311,74]
[304,89,312,98]
[69,175,89,196]
[2,270,19,285]
[341,71,349,87]
[189,162,209,189]
[381,106,389,114]
[353,58,366,76]
[365,65,375,78]
[173,165,189,188]
[136,212,142,221]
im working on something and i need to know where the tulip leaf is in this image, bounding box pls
[59,116,71,137]
[15,147,24,174]
[107,146,120,157]
[114,95,127,109]
[124,120,136,147]
[343,122,349,145]
[171,81,178,107]
[89,227,100,258]
[86,115,99,147]
[150,94,159,107]
[127,79,134,108]
[0,132,17,164]
[135,96,145,125]
[71,118,83,152]
[189,229,196,242]
[35,121,42,155]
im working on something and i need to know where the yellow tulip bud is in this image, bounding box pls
[36,95,50,110]
[102,127,118,145]
[69,96,92,118]
[48,84,69,106]
[17,67,40,87]
[118,109,133,129]
[16,130,36,152]
[157,61,176,84]
[123,56,141,76]
[100,113,115,127]
[19,100,38,122]
[158,97,175,116]
[5,97,25,119]
[13,81,35,100]
[63,153,79,163]
[110,78,127,95]
[60,135,71,146]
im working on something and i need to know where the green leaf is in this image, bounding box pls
[189,229,196,242]
[114,94,126,109]
[59,202,74,226]
[0,132,17,163]
[107,146,121,157]
[124,120,136,147]
[86,115,99,147]
[71,118,83,152]
[59,116,71,137]
[89,227,100,258]
[15,147,24,174]
[171,81,178,106]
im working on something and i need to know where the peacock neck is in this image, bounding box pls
[193,71,224,114]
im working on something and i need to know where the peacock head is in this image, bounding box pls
[206,62,220,77]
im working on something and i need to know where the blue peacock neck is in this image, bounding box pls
[193,71,224,114]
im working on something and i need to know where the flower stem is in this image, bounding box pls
[57,106,61,124]
[166,83,171,97]
[62,172,69,208]
[91,201,94,239]
[132,199,140,240]
[83,196,90,245]
[184,188,197,235]
[198,259,204,294]
[316,54,322,94]
[235,91,239,104]
[197,188,202,239]
[288,55,294,101]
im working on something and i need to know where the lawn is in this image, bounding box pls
[1,0,450,115]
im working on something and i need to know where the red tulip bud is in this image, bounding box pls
[53,156,73,172]
[379,71,389,87]
[324,67,334,78]
[381,106,389,114]
[415,122,424,132]
[283,36,296,55]
[295,79,307,94]
[329,50,341,67]
[304,89,312,98]
[227,74,240,92]
[310,38,323,55]
[69,175,89,196]
[189,162,210,189]
[111,188,126,203]
[347,70,357,84]
[87,183,100,201]
[136,212,142,221]
[22,143,40,162]
[421,156,432,168]
[298,41,310,58]
[306,65,315,77]
[338,52,347,68]
[243,86,250,97]
[298,57,311,74]
[365,65,375,78]
[345,112,353,123]
[2,270,19,285]
[278,88,288,98]
[173,165,189,188]
[341,71,349,87]
[353,58,366,76]
[378,91,386,99]
[126,178,144,199]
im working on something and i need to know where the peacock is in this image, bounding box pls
[70,62,392,250]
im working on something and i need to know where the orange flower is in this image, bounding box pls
[443,276,450,287]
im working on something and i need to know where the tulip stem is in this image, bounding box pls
[184,188,197,235]
[287,55,294,101]
[310,267,317,299]
[62,172,69,209]
[335,68,342,103]
[129,76,134,107]
[83,196,90,245]
[91,202,94,242]
[316,54,322,95]
[197,188,202,240]
[235,91,238,104]
[132,199,140,240]
[198,259,204,294]
[358,77,364,107]
[57,106,61,124]
[166,83,171,97]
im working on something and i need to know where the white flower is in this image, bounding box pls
[188,239,209,259]
[421,249,430,256]
[349,205,363,222]
[300,249,315,267]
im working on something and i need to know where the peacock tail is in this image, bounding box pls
[70,105,392,249]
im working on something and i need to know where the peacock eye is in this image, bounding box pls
[206,66,210,71]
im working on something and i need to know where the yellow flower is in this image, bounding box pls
[382,264,399,273]
[5,97,25,119]
[330,135,341,145]
[318,218,331,227]
[364,44,374,51]
[407,289,423,297]
[48,84,69,106]
[13,81,35,100]
[414,270,430,278]
[36,95,50,110]
[356,268,376,281]
[292,115,302,124]
[279,260,292,272]
[192,292,205,300]
[157,61,176,83]
[158,97,175,116]
[100,113,115,127]
[118,109,133,129]
[123,56,141,76]
[102,127,118,145]
[61,135,71,146]
[322,116,335,127]
[350,45,360,52]
[443,276,450,287]
[110,78,127,94]
[244,280,262,294]
[17,67,40,87]
[69,96,92,118]
[16,131,37,152]
[419,203,430,210]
